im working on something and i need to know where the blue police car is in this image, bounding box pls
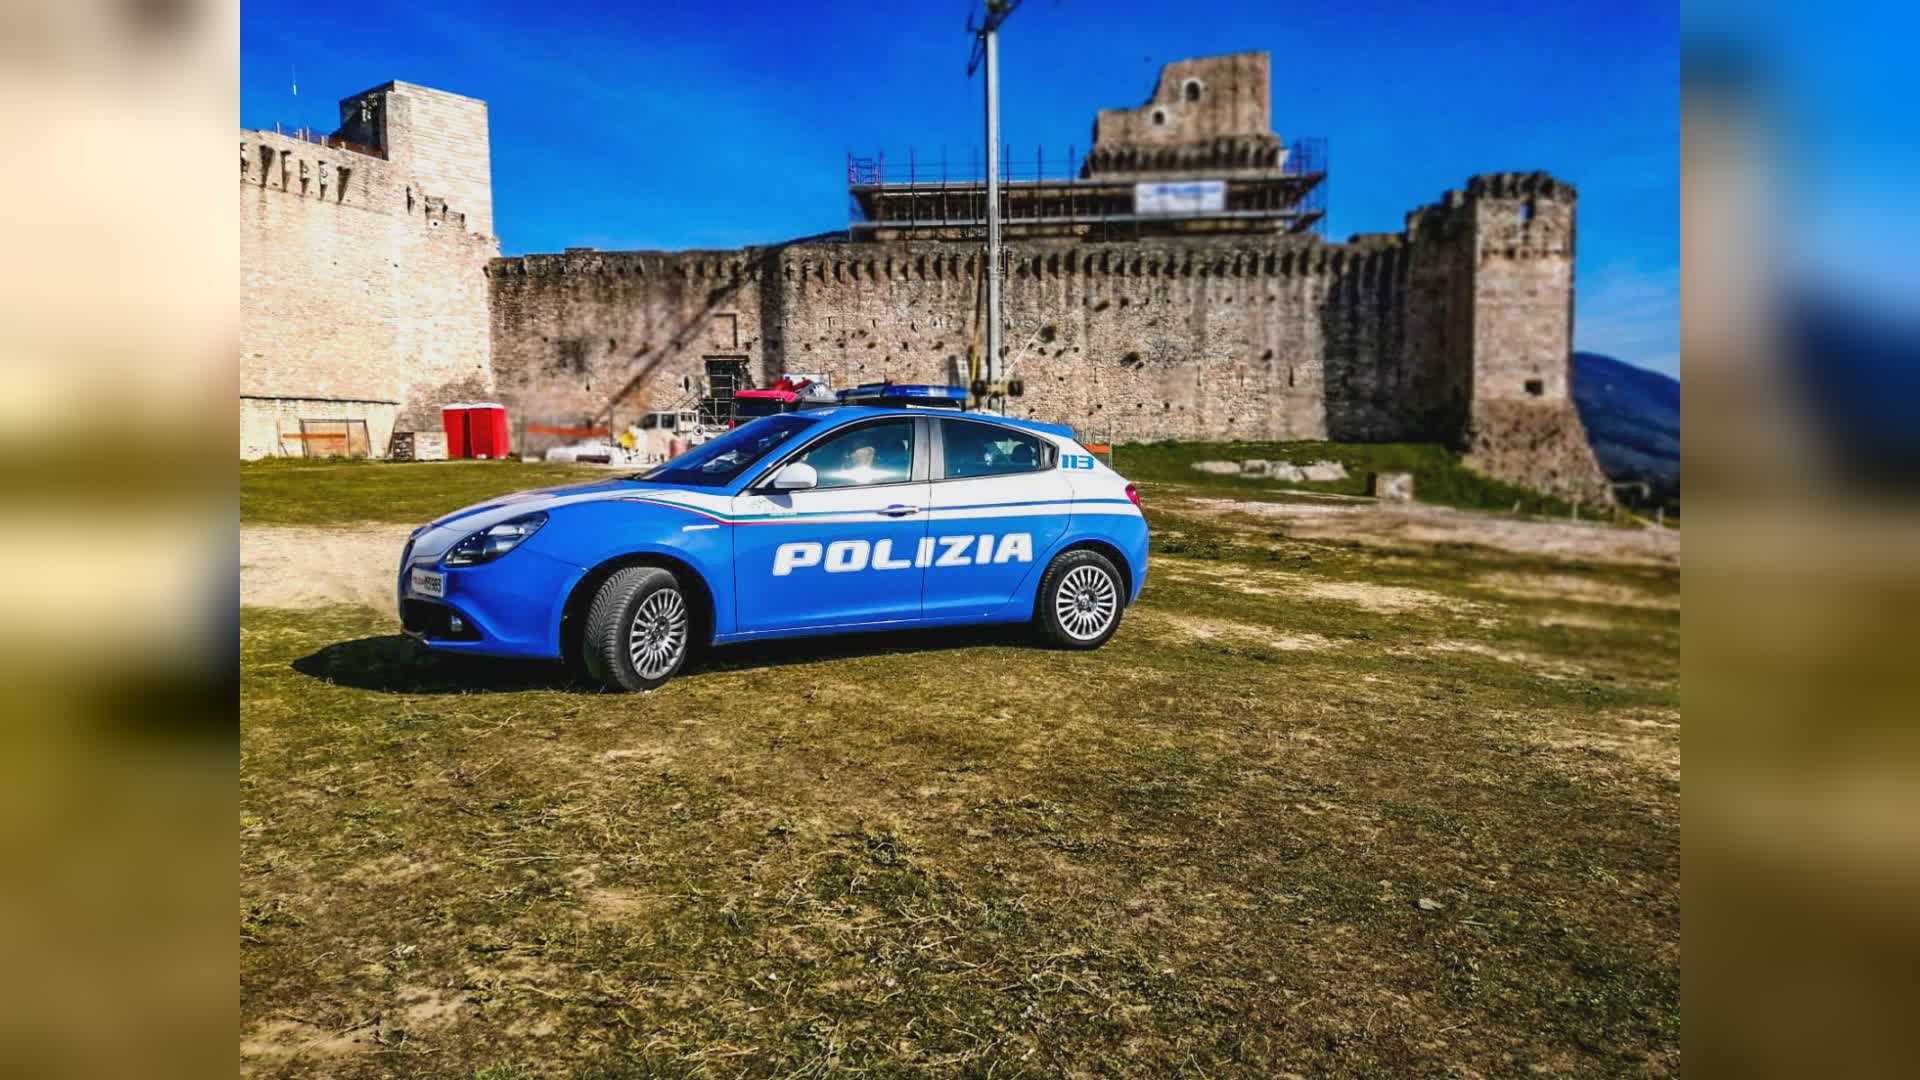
[398,407,1149,690]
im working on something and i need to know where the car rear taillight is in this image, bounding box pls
[1125,483,1141,509]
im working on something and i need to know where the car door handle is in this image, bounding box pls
[880,504,919,517]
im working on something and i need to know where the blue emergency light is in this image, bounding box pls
[835,383,967,409]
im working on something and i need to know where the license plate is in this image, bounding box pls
[409,568,445,598]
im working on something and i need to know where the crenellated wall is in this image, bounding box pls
[489,170,1614,504]
[491,236,1407,444]
[239,81,497,459]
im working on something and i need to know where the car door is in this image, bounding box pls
[921,417,1075,619]
[730,416,931,634]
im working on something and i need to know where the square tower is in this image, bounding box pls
[337,81,494,238]
[1461,172,1577,405]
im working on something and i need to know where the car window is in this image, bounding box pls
[941,419,1045,480]
[642,414,817,487]
[790,419,915,489]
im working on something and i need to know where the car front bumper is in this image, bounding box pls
[396,539,581,660]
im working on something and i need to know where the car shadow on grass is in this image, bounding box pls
[292,625,1039,696]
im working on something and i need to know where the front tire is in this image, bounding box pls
[581,567,692,691]
[1035,549,1126,649]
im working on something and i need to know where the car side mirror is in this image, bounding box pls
[770,462,818,491]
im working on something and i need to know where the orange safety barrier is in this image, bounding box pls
[1084,443,1111,455]
[281,432,348,440]
[524,425,610,438]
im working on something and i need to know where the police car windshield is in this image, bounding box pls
[638,414,818,487]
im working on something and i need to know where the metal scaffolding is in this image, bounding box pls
[846,137,1328,241]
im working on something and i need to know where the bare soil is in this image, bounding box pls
[241,526,410,611]
[1182,494,1680,566]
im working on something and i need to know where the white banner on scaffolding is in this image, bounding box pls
[1134,180,1225,215]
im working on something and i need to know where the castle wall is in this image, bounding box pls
[239,91,497,458]
[489,236,1419,450]
[488,171,1614,505]
[487,250,768,433]
[239,397,398,462]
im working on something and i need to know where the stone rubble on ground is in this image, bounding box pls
[1370,470,1416,501]
[1189,459,1349,482]
[1190,460,1243,475]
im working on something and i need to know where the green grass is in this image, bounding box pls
[241,458,607,526]
[1113,439,1583,516]
[241,461,1679,1077]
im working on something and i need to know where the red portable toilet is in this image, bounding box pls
[441,403,472,459]
[467,403,510,459]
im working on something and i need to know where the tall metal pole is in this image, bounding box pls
[983,26,1003,411]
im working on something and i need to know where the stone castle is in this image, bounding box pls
[240,54,1613,503]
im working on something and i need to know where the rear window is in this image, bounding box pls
[941,419,1047,479]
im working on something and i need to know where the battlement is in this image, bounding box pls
[1466,171,1577,202]
[240,129,489,249]
[1403,171,1576,257]
[490,249,759,281]
[241,131,382,206]
[491,235,1421,289]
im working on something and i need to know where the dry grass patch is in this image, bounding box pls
[1299,578,1454,613]
[1479,571,1679,611]
[1403,639,1593,681]
[1136,609,1334,652]
[240,1018,377,1063]
[1159,560,1458,613]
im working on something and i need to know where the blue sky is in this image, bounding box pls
[242,0,1679,377]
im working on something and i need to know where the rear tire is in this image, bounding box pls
[581,567,692,691]
[1034,549,1126,649]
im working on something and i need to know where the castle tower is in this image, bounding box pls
[239,79,498,458]
[1083,51,1284,179]
[337,81,494,239]
[847,52,1325,240]
[1463,172,1576,405]
[1408,173,1613,504]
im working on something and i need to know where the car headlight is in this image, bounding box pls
[444,512,547,567]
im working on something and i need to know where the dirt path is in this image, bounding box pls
[241,525,412,610]
[241,493,1676,612]
[1180,494,1681,566]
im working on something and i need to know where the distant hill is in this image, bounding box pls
[1571,352,1679,508]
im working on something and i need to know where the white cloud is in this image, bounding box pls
[1575,263,1680,378]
